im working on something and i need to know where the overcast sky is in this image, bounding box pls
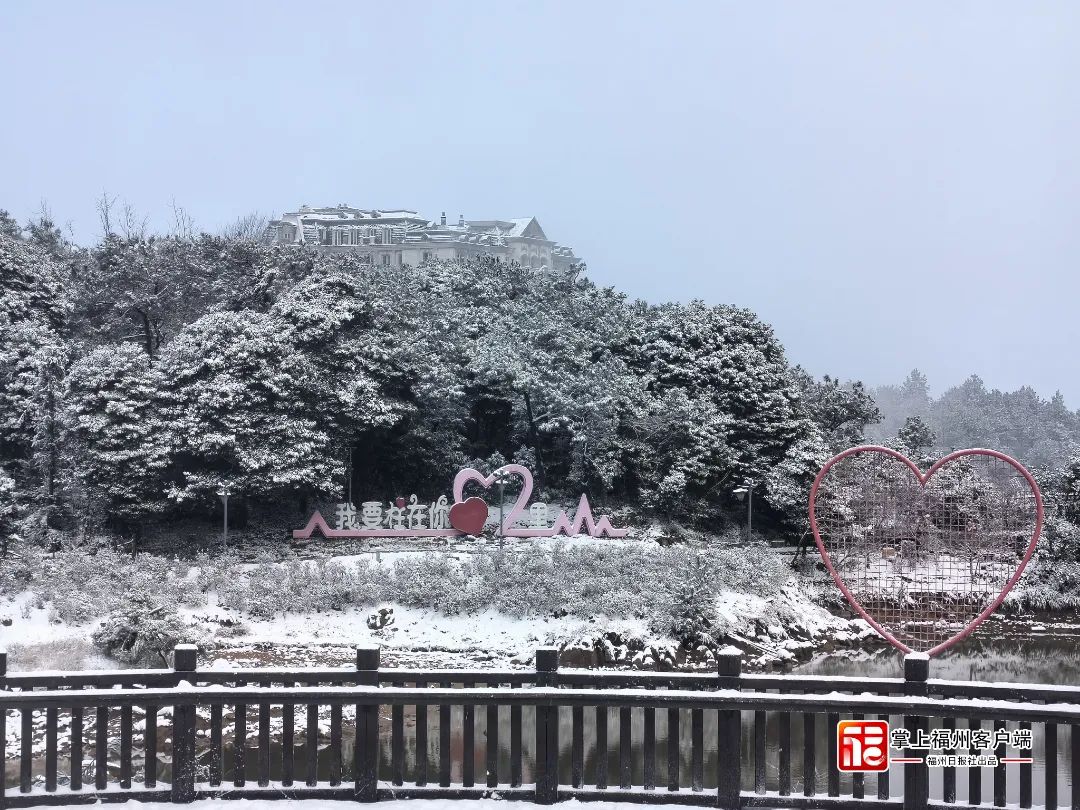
[3,2,1078,403]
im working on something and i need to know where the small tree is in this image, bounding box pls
[897,415,935,458]
[668,549,718,646]
[91,588,197,666]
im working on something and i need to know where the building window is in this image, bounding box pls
[382,254,391,266]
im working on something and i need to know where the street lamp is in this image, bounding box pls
[493,470,514,547]
[733,478,754,543]
[216,484,231,551]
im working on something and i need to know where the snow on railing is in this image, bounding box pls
[1,646,1075,809]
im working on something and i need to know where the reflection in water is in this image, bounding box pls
[797,623,1080,683]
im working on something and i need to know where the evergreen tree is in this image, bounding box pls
[158,310,346,504]
[0,210,22,241]
[0,234,68,331]
[628,300,809,506]
[65,345,170,529]
[25,210,68,257]
[0,320,70,510]
[791,367,880,450]
[897,415,935,458]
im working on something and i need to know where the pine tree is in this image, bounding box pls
[158,310,346,504]
[897,415,935,458]
[0,234,68,331]
[668,548,718,645]
[627,300,808,505]
[0,210,22,241]
[65,345,170,529]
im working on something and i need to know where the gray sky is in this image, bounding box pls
[4,2,1079,403]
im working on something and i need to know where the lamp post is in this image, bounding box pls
[345,445,353,506]
[733,478,754,543]
[493,470,513,547]
[216,484,231,551]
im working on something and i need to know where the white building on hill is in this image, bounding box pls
[263,205,579,271]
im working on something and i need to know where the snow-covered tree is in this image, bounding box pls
[159,310,346,504]
[626,300,810,509]
[0,210,23,241]
[0,234,68,331]
[897,415,935,459]
[65,344,170,529]
[0,320,70,513]
[791,367,880,450]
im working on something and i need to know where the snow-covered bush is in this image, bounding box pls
[392,553,470,614]
[35,547,204,623]
[212,557,385,618]
[193,549,246,595]
[0,543,43,596]
[91,586,199,666]
[1014,553,1080,610]
[10,533,796,647]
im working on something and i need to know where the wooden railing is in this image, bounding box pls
[2,646,1078,808]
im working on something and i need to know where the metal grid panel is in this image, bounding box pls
[812,449,1039,654]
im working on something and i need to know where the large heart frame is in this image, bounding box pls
[808,446,1044,657]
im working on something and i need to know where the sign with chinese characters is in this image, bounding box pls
[292,463,628,540]
[837,718,1033,773]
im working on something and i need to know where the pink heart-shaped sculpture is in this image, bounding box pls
[453,464,533,533]
[449,497,489,535]
[809,446,1043,657]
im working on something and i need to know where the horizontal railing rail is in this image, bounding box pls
[5,684,1080,722]
[9,667,1080,704]
[1,646,1077,810]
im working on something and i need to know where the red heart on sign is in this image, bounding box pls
[809,446,1043,657]
[448,497,488,535]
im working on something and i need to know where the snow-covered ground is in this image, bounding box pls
[0,535,873,675]
[2,580,870,675]
[14,800,698,810]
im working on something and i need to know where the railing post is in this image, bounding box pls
[355,646,380,802]
[717,648,742,810]
[0,648,5,809]
[171,644,198,804]
[904,653,929,810]
[534,647,560,805]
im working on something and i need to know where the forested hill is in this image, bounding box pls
[0,219,883,546]
[868,369,1080,470]
[2,213,1079,554]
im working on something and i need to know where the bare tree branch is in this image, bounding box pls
[220,210,268,241]
[97,191,117,238]
[169,198,196,239]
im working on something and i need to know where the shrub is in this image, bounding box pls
[91,586,199,666]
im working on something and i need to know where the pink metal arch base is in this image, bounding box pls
[808,445,1044,657]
